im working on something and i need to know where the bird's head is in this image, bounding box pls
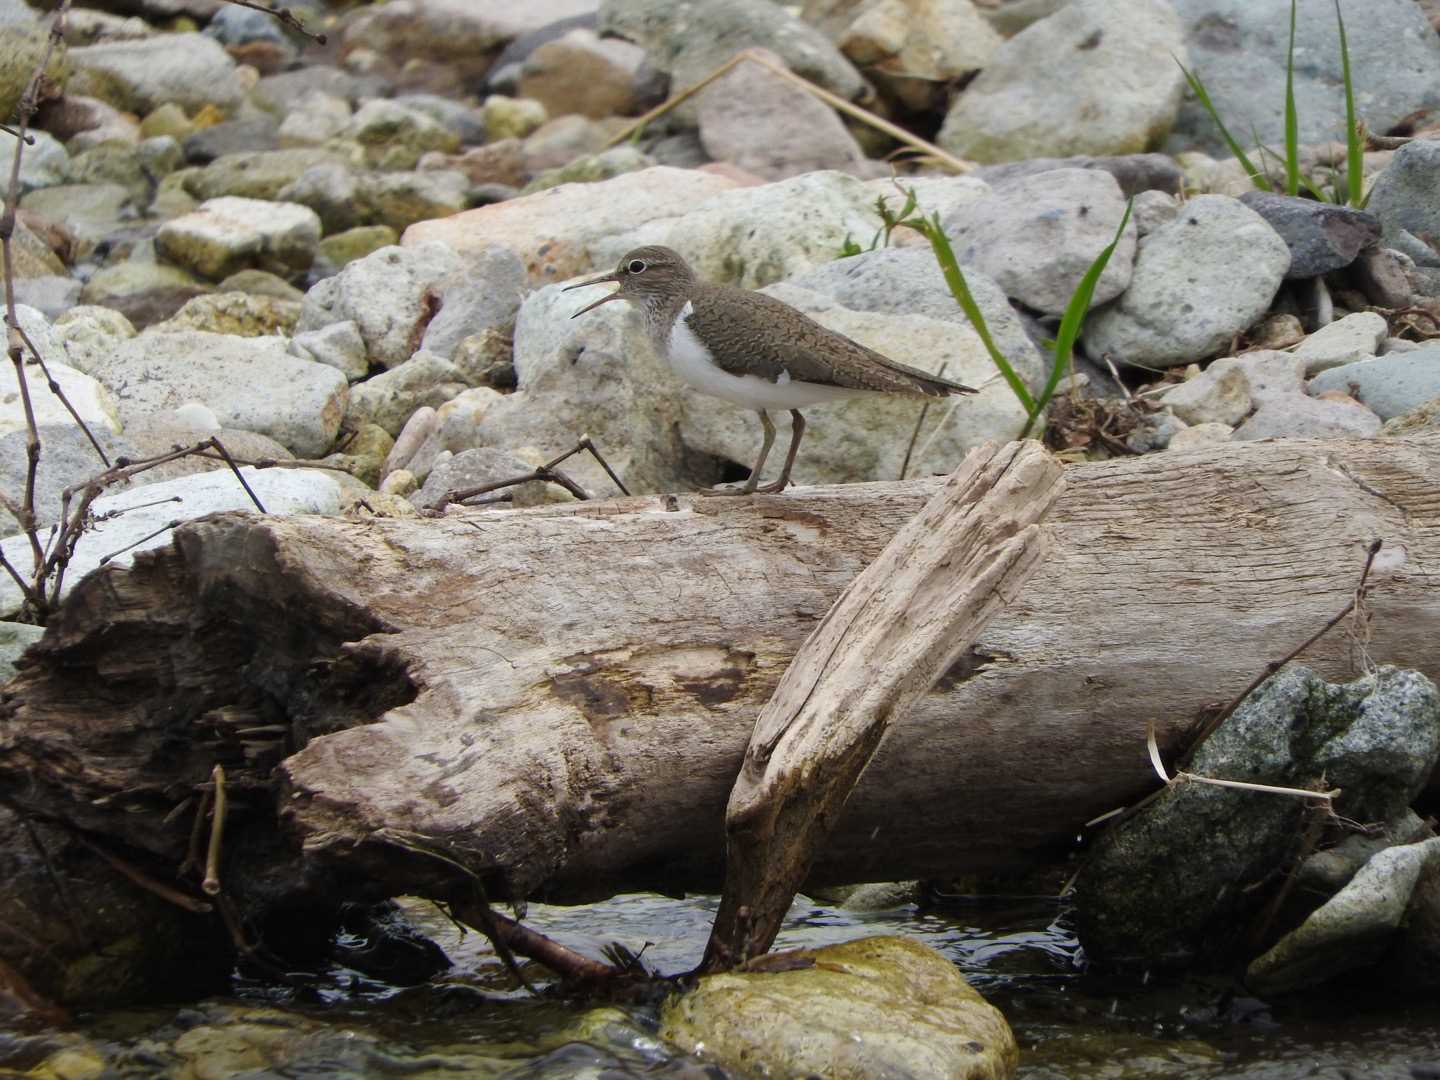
[565,245,697,318]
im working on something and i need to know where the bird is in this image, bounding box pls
[565,245,977,495]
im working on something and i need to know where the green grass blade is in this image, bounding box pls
[1175,54,1271,191]
[1283,0,1300,196]
[1335,0,1364,207]
[911,212,1035,414]
[1025,199,1134,439]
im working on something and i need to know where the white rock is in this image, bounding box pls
[84,331,348,457]
[0,357,120,438]
[0,466,346,616]
[344,351,469,436]
[1160,359,1251,426]
[1233,394,1381,440]
[291,319,369,382]
[1294,312,1389,376]
[156,196,322,281]
[1167,421,1233,451]
[1084,195,1291,369]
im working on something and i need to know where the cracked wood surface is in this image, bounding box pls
[3,435,1439,911]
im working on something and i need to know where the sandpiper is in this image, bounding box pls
[566,245,977,495]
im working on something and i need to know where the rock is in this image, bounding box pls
[36,94,139,151]
[384,405,439,477]
[321,422,394,488]
[1248,312,1305,352]
[396,388,506,482]
[69,33,244,115]
[660,937,1016,1080]
[154,292,302,337]
[517,27,646,120]
[77,261,212,330]
[185,148,353,202]
[429,139,529,188]
[380,468,418,497]
[0,425,138,538]
[1249,837,1440,995]
[937,0,1186,163]
[0,467,347,616]
[1167,420,1233,451]
[346,99,461,170]
[1167,0,1440,159]
[1293,312,1388,376]
[277,91,353,148]
[1382,396,1440,436]
[521,145,653,195]
[1350,246,1412,310]
[182,118,281,165]
[0,358,119,439]
[121,418,296,485]
[520,113,623,173]
[217,269,306,303]
[862,175,990,233]
[276,162,363,233]
[0,127,69,194]
[1228,349,1307,409]
[1233,392,1382,440]
[140,103,194,141]
[291,320,370,382]
[401,166,740,284]
[696,49,875,183]
[340,0,598,83]
[1160,359,1251,426]
[155,197,321,281]
[942,167,1136,315]
[0,621,43,682]
[839,0,1002,84]
[481,94,549,141]
[598,0,867,120]
[1237,192,1382,279]
[86,331,348,457]
[19,183,138,253]
[316,225,400,272]
[1365,139,1440,268]
[296,243,465,369]
[971,152,1185,200]
[13,276,81,320]
[1084,194,1291,369]
[6,217,66,280]
[344,351,468,436]
[68,142,153,203]
[410,444,556,507]
[417,247,527,359]
[1077,665,1440,969]
[394,94,489,145]
[1308,346,1440,421]
[252,64,391,116]
[654,170,882,288]
[361,169,471,232]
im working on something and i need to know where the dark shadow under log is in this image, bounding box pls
[2,435,1439,1002]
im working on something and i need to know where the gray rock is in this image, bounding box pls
[837,0,1000,85]
[346,99,461,170]
[418,247,527,360]
[1077,665,1440,968]
[276,91,352,148]
[485,13,598,95]
[971,153,1185,199]
[87,331,348,457]
[409,446,547,509]
[275,162,362,233]
[399,388,506,482]
[384,405,439,477]
[182,118,281,165]
[1365,139,1440,269]
[0,424,138,538]
[77,261,211,330]
[0,621,43,683]
[1382,395,1440,436]
[298,243,466,370]
[696,48,874,182]
[253,64,390,115]
[937,0,1186,163]
[155,197,321,281]
[1167,420,1233,451]
[1131,189,1181,236]
[1294,312,1388,376]
[0,127,69,194]
[1308,346,1440,421]
[19,183,138,253]
[0,345,119,439]
[1084,195,1291,368]
[1160,359,1251,426]
[598,0,866,119]
[942,167,1136,315]
[394,94,488,146]
[204,3,291,46]
[291,320,369,382]
[521,145,654,195]
[185,148,350,202]
[344,351,469,436]
[360,169,470,233]
[1233,392,1381,440]
[517,26,647,121]
[1229,349,1306,409]
[13,276,82,320]
[1350,246,1412,310]
[1238,192,1382,279]
[1249,836,1440,995]
[1168,0,1440,158]
[0,466,347,616]
[69,33,244,115]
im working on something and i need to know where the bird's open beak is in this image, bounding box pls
[564,270,624,318]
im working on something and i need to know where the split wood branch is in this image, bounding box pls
[701,440,1064,971]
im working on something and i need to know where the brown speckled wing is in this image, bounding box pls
[685,283,977,398]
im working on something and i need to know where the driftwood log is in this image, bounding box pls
[2,435,1440,998]
[706,441,1062,969]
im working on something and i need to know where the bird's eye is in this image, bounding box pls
[627,259,647,274]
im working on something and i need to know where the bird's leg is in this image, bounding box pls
[753,410,805,495]
[701,409,776,497]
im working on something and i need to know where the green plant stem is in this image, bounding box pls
[1283,0,1300,196]
[1175,54,1270,192]
[1335,0,1364,207]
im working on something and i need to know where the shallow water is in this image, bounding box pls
[11,891,1440,1078]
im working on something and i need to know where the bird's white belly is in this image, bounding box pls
[667,305,868,411]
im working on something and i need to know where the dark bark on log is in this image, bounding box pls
[2,435,1439,1000]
